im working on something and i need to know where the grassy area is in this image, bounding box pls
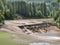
[0,32,28,45]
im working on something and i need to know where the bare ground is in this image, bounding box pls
[0,19,60,43]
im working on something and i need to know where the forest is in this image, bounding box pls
[0,0,60,28]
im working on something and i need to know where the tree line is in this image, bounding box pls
[0,0,51,22]
[6,1,51,19]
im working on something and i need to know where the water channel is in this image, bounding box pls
[29,30,60,45]
[19,22,60,45]
[30,43,60,45]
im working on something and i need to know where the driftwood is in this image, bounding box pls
[0,23,4,28]
[0,23,2,28]
[19,22,57,33]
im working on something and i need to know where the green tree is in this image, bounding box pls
[53,0,60,28]
[0,0,5,24]
[57,0,60,2]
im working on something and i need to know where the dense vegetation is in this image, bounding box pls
[0,0,51,20]
[53,0,60,28]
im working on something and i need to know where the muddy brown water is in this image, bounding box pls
[29,30,60,45]
[30,43,60,45]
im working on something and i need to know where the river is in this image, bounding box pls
[30,43,60,45]
[29,30,60,45]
